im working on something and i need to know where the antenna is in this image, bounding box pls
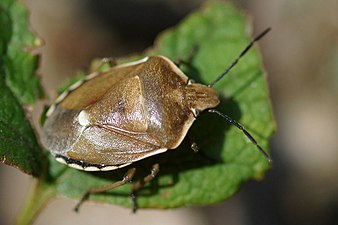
[208,109,271,162]
[208,28,271,87]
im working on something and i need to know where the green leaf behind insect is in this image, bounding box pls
[0,0,43,176]
[49,1,275,209]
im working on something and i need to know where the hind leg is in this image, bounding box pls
[74,167,137,212]
[131,163,160,213]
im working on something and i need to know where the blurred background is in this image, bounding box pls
[1,0,338,224]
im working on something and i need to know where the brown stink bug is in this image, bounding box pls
[42,28,271,212]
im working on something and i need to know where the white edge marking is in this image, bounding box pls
[68,79,84,91]
[55,148,168,172]
[85,71,100,80]
[68,163,84,170]
[83,166,102,171]
[56,155,132,172]
[56,156,67,164]
[46,72,100,118]
[157,55,197,148]
[55,91,68,104]
[115,57,149,68]
[46,104,55,117]
[46,57,148,117]
[46,90,68,118]
[172,116,196,149]
[97,163,130,171]
[135,148,168,161]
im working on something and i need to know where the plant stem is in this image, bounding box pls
[16,177,55,225]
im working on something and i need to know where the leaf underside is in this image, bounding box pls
[48,1,275,209]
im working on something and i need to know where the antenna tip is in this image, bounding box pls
[257,145,272,163]
[266,156,273,163]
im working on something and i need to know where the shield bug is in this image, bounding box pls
[42,28,271,212]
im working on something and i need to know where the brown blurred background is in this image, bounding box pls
[1,0,338,224]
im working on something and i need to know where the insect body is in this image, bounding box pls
[42,28,271,211]
[42,56,219,171]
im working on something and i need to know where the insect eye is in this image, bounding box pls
[187,79,196,85]
[191,108,201,117]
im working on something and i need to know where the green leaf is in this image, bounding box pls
[0,77,42,176]
[46,1,275,210]
[1,0,43,104]
[0,0,43,176]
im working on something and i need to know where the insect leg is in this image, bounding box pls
[131,163,160,213]
[74,167,137,212]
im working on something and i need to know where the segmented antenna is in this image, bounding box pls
[208,28,271,87]
[207,28,272,162]
[208,109,271,162]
